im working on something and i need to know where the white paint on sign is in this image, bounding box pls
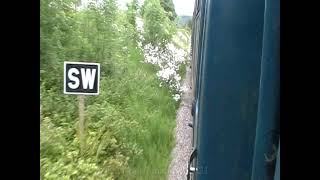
[81,68,96,89]
[64,61,100,95]
[68,68,80,89]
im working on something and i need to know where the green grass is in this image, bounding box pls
[118,32,191,179]
[40,26,193,179]
[40,45,179,180]
[119,47,178,180]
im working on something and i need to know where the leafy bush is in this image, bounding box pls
[142,0,176,48]
[40,0,189,179]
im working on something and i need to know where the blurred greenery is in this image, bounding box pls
[40,0,189,179]
[142,0,176,49]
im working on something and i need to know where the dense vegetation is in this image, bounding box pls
[40,0,190,179]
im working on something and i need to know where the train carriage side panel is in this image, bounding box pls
[195,0,265,179]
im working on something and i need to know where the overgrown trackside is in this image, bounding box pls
[40,0,190,179]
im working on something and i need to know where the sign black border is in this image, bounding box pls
[63,61,100,95]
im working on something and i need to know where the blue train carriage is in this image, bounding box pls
[188,0,280,179]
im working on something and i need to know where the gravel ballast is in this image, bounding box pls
[168,66,193,180]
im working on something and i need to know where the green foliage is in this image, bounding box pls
[187,18,192,31]
[125,0,139,44]
[142,0,176,48]
[40,0,179,179]
[126,0,138,27]
[160,0,177,21]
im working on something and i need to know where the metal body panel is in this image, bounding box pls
[251,0,280,178]
[274,143,280,180]
[189,0,280,179]
[194,0,265,179]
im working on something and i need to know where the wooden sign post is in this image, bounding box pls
[64,62,100,152]
[78,95,86,151]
